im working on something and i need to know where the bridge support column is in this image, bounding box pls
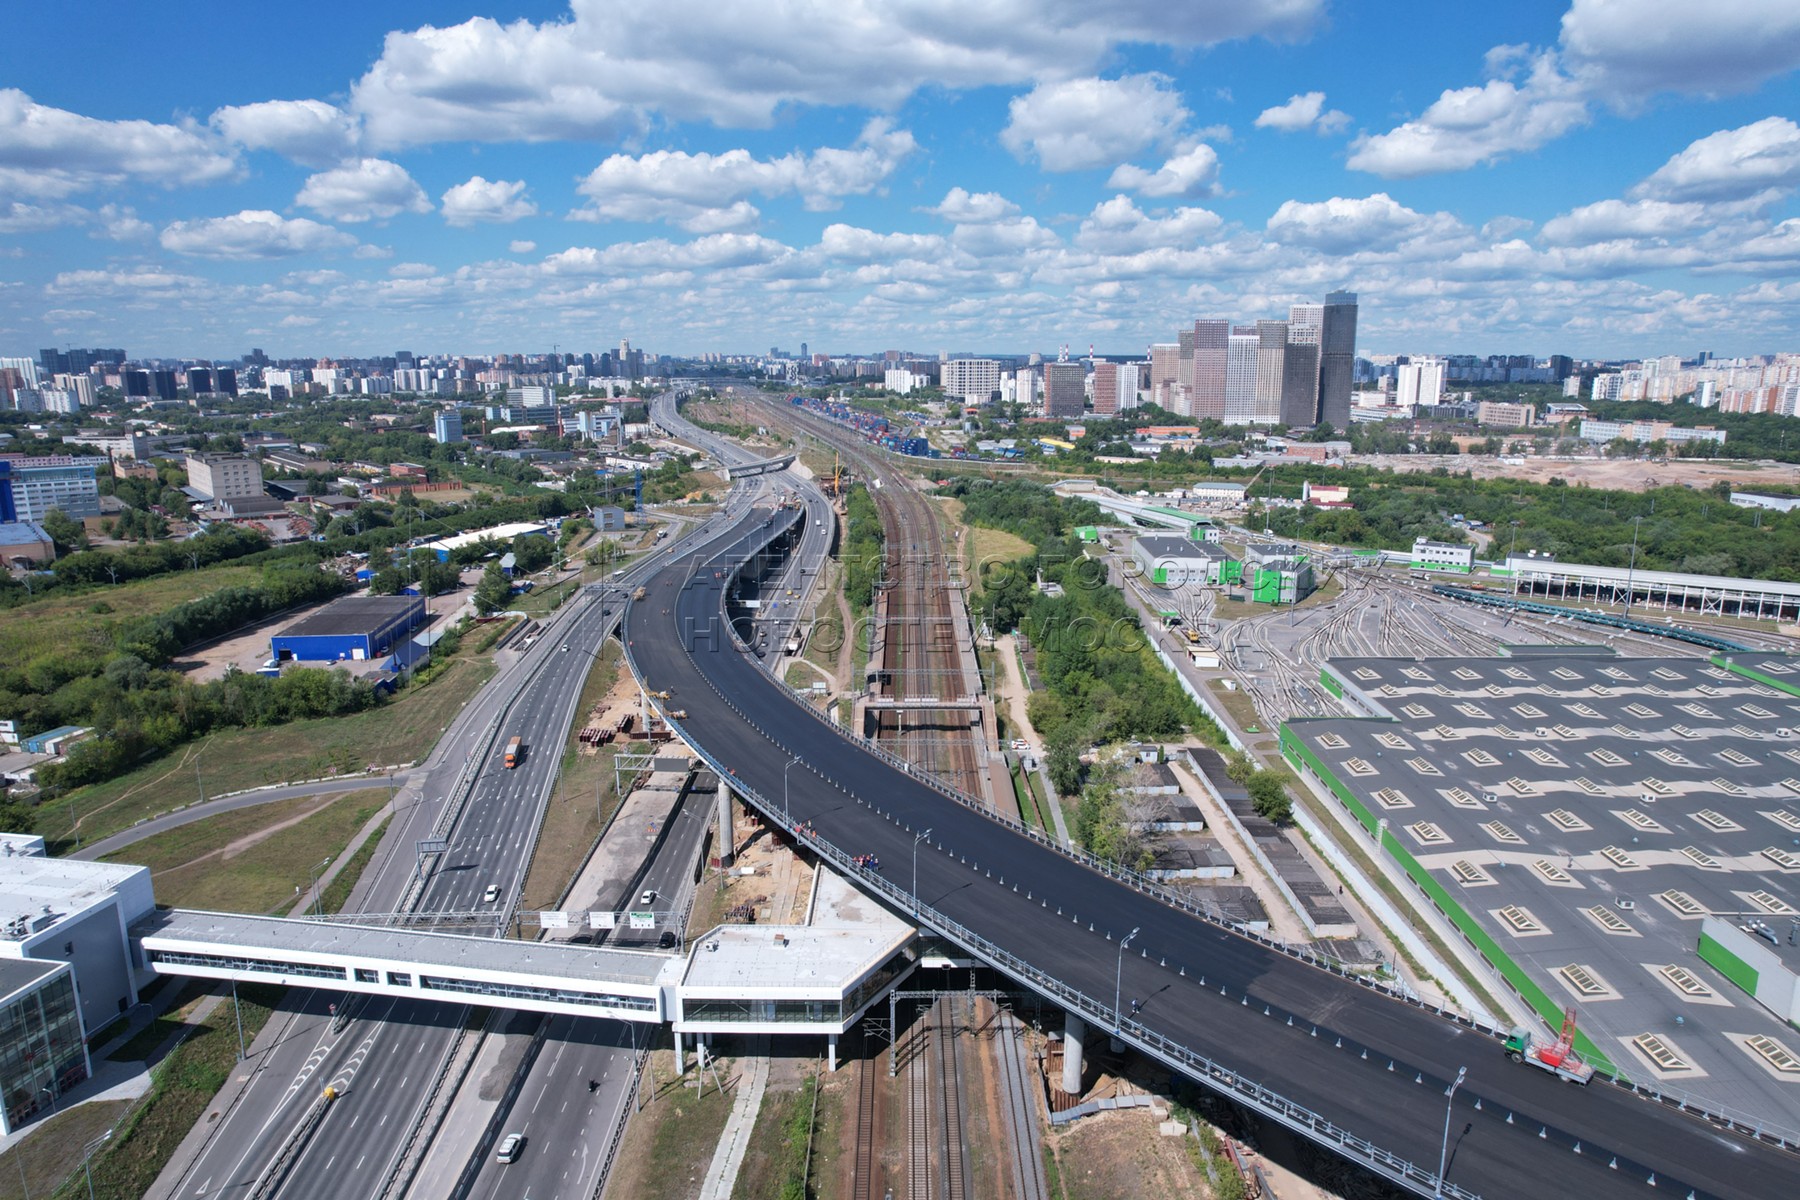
[827,1032,838,1073]
[716,783,735,869]
[673,1027,687,1073]
[1062,1013,1085,1095]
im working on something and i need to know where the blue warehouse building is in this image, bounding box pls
[270,595,426,663]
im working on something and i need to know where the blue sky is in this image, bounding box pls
[4,0,1799,361]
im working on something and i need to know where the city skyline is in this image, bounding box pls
[3,1,1800,359]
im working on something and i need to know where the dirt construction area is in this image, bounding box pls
[1358,451,1800,494]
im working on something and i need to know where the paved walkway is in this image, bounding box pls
[992,634,1072,845]
[695,1038,770,1200]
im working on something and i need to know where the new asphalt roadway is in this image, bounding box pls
[623,505,1800,1200]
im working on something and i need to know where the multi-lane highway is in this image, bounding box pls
[159,451,768,1200]
[624,504,1800,1200]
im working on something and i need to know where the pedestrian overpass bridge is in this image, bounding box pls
[723,453,794,479]
[134,889,917,1063]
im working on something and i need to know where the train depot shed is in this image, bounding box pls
[270,594,426,663]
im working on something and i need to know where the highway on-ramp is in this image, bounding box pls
[624,504,1800,1200]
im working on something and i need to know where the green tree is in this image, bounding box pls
[511,532,553,574]
[39,508,87,553]
[1247,771,1292,823]
[474,561,513,615]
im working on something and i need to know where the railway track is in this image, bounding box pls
[990,1004,1049,1200]
[907,1018,933,1200]
[849,1034,885,1200]
[934,997,969,1200]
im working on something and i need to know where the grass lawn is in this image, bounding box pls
[319,813,390,914]
[81,984,283,1200]
[106,981,209,1063]
[603,1049,736,1200]
[1206,678,1263,732]
[43,655,494,853]
[105,788,388,914]
[934,496,1035,579]
[0,1097,132,1200]
[0,564,267,669]
[517,643,622,913]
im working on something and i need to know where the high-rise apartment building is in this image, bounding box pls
[1284,303,1323,427]
[1318,291,1358,430]
[940,358,1001,403]
[1225,326,1259,425]
[433,409,464,444]
[1397,358,1446,408]
[1091,362,1119,415]
[1044,362,1087,418]
[1255,320,1288,425]
[1191,320,1228,422]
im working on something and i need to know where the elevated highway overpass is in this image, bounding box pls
[621,501,1800,1200]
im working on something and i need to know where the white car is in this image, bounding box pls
[496,1133,525,1164]
[483,884,500,903]
[638,889,657,907]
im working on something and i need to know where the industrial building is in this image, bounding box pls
[0,520,53,565]
[269,594,426,662]
[1282,650,1800,1115]
[1410,536,1475,573]
[0,455,101,520]
[1242,543,1316,603]
[1130,534,1239,587]
[184,452,264,503]
[0,835,161,1130]
[1501,554,1800,622]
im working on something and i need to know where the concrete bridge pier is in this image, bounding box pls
[1062,1012,1085,1095]
[673,1027,688,1073]
[716,782,735,869]
[827,1032,838,1073]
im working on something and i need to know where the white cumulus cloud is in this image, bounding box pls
[924,189,1020,224]
[573,119,914,229]
[0,88,236,199]
[1002,75,1190,172]
[441,176,538,226]
[1107,143,1222,198]
[1075,196,1223,254]
[1265,193,1461,254]
[1254,92,1350,134]
[1540,198,1708,245]
[211,99,360,167]
[160,210,361,259]
[1633,117,1800,202]
[509,239,537,254]
[296,159,431,223]
[1351,1,1800,179]
[347,1,1321,148]
[1348,52,1588,177]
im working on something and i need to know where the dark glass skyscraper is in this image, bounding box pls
[1318,291,1358,430]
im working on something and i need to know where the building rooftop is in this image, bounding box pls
[0,851,146,937]
[1290,652,1800,1113]
[0,958,64,1002]
[1133,534,1229,561]
[138,909,673,986]
[279,595,423,639]
[682,868,912,994]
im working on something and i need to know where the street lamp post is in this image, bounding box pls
[911,828,932,916]
[1623,514,1643,617]
[1113,926,1141,1030]
[783,754,801,825]
[81,1131,111,1200]
[307,856,332,917]
[1435,1065,1467,1197]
